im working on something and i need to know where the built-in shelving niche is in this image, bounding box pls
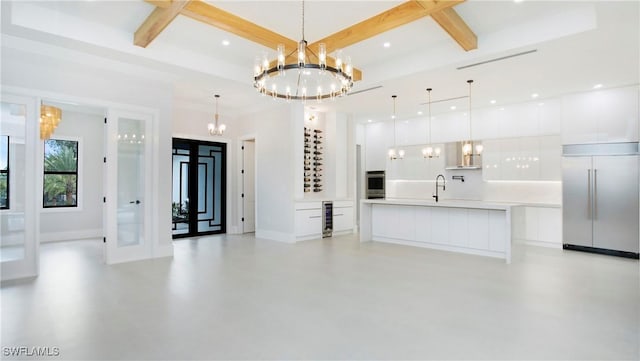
[304,126,323,193]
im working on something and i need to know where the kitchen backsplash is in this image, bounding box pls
[386,170,561,205]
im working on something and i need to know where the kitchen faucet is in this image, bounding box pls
[433,174,445,202]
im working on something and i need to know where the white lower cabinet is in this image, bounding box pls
[512,206,562,247]
[295,200,355,240]
[333,206,354,233]
[370,204,511,262]
[467,209,490,250]
[295,202,322,240]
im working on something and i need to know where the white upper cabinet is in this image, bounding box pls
[396,117,428,146]
[562,85,639,144]
[482,135,561,181]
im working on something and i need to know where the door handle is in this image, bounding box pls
[129,200,141,204]
[593,169,597,220]
[587,169,591,219]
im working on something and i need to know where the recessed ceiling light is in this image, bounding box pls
[222,40,230,46]
[538,102,544,106]
[490,100,497,104]
[450,106,456,110]
[531,93,539,98]
[383,42,391,48]
[367,119,372,123]
[593,83,603,89]
[514,0,524,3]
[417,111,423,115]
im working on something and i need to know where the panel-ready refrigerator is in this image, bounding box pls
[562,143,639,258]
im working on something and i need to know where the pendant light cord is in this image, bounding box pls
[467,80,473,142]
[214,94,220,126]
[392,95,397,147]
[427,88,432,145]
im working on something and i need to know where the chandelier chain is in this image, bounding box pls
[301,0,305,40]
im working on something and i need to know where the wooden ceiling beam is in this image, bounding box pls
[135,0,190,48]
[417,1,477,51]
[182,1,362,80]
[309,0,464,54]
[145,0,172,9]
[182,0,298,51]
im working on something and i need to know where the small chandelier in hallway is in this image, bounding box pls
[208,94,226,136]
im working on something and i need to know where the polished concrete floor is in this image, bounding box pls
[1,233,639,360]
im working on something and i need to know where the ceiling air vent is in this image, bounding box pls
[456,49,538,70]
[347,85,383,96]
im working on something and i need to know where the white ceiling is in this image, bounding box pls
[1,0,638,123]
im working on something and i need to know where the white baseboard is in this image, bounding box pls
[153,244,174,258]
[41,229,103,243]
[256,229,296,243]
[515,238,563,249]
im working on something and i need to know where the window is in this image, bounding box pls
[0,136,8,209]
[43,139,78,208]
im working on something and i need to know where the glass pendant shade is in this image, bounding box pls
[208,95,225,136]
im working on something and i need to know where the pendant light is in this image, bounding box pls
[422,88,440,159]
[388,95,404,160]
[462,80,482,162]
[208,94,226,136]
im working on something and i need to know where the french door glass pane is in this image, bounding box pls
[0,102,25,262]
[117,118,145,247]
[172,148,190,236]
[197,144,223,233]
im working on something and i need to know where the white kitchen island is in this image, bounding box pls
[360,199,514,263]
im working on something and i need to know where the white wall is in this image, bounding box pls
[40,110,104,242]
[1,46,174,253]
[233,103,298,241]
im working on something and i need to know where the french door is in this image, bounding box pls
[0,94,39,280]
[104,109,153,264]
[172,138,226,238]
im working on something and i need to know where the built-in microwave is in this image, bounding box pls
[366,170,385,199]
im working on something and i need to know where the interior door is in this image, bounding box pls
[0,94,39,280]
[592,155,639,253]
[105,109,152,264]
[562,156,593,247]
[242,140,255,233]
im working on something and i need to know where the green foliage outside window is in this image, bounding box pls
[43,139,78,207]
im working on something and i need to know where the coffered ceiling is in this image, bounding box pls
[1,1,639,122]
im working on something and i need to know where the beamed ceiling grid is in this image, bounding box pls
[134,0,478,82]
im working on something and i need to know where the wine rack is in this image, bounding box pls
[304,127,323,193]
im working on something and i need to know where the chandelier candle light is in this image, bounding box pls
[253,0,354,102]
[422,88,440,159]
[40,102,62,140]
[388,95,404,160]
[462,80,483,166]
[208,94,226,136]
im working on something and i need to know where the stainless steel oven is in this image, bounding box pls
[366,171,385,199]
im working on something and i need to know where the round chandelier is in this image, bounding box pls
[253,0,354,102]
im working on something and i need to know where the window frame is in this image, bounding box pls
[42,136,83,211]
[0,135,9,210]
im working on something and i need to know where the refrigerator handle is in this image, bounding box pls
[593,169,597,220]
[587,169,591,219]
